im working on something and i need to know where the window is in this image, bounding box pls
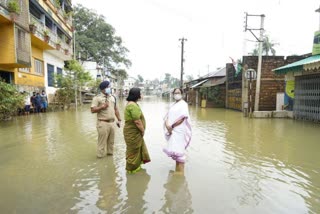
[47,64,54,87]
[16,27,28,51]
[57,67,62,87]
[34,59,43,75]
[15,26,31,66]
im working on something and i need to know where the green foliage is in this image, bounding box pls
[251,35,278,56]
[186,75,194,82]
[162,73,180,88]
[63,10,73,19]
[200,86,224,105]
[86,79,101,93]
[73,4,131,70]
[0,80,24,120]
[7,0,20,13]
[54,0,61,9]
[43,29,49,36]
[112,69,128,89]
[112,69,128,80]
[54,60,92,107]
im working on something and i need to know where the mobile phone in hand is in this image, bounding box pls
[116,122,120,128]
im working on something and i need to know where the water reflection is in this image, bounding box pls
[159,172,193,214]
[70,157,122,214]
[95,158,122,213]
[123,169,150,213]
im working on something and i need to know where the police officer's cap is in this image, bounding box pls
[99,81,110,90]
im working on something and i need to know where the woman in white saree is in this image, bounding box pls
[163,88,192,173]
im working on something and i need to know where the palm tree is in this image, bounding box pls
[250,35,278,56]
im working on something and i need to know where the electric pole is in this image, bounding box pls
[244,13,265,111]
[179,37,187,88]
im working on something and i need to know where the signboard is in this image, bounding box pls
[284,80,294,111]
[312,31,320,55]
[245,69,257,80]
[19,68,30,73]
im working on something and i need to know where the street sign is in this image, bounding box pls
[245,69,257,80]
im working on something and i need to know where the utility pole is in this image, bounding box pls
[179,37,187,88]
[244,13,265,111]
[255,15,265,111]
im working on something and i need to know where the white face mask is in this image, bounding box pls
[105,88,111,94]
[173,94,182,100]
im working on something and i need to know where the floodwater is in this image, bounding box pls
[0,97,320,214]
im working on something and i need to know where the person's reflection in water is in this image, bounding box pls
[124,169,151,213]
[96,157,121,213]
[160,171,193,213]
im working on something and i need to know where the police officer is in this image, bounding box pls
[91,81,121,158]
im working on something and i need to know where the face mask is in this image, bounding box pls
[105,88,111,94]
[174,94,182,100]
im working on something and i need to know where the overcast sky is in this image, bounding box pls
[73,0,320,81]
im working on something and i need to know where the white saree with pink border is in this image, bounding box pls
[163,100,192,163]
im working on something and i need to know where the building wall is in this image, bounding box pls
[243,56,301,111]
[14,45,44,91]
[43,51,65,100]
[226,63,242,110]
[0,24,15,64]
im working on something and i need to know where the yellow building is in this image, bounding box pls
[0,0,73,101]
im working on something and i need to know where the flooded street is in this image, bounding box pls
[0,97,320,214]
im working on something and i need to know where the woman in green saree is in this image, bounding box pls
[123,88,151,173]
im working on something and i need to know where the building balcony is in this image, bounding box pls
[29,14,73,59]
[0,0,32,68]
[0,0,18,24]
[45,0,73,31]
[0,24,32,68]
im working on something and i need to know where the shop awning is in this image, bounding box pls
[190,79,208,88]
[273,55,320,74]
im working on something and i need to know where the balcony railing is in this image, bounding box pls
[30,14,73,55]
[47,0,73,28]
[56,9,72,26]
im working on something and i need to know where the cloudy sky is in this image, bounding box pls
[73,0,320,81]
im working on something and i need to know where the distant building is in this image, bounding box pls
[123,77,136,95]
[186,67,226,108]
[82,61,99,80]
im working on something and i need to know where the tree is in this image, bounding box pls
[55,60,92,108]
[112,68,128,95]
[73,4,131,70]
[0,80,24,120]
[161,73,180,89]
[251,35,278,56]
[137,74,144,83]
[163,73,171,85]
[185,74,194,82]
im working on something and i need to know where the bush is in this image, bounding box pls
[0,80,24,120]
[55,88,74,109]
[7,0,20,13]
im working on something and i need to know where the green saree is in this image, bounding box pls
[123,103,151,173]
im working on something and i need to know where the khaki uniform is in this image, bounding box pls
[91,93,116,157]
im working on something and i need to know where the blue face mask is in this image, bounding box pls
[105,88,111,94]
